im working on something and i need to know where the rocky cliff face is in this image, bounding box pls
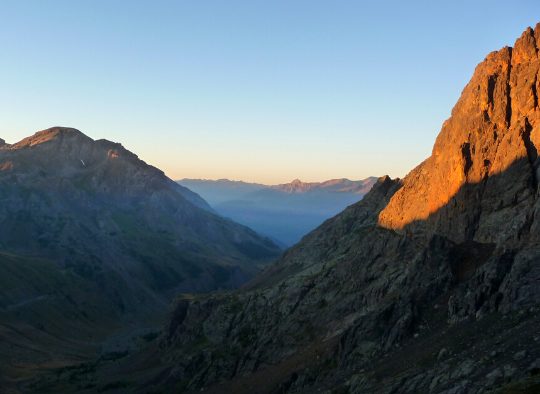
[119,25,540,394]
[379,26,540,246]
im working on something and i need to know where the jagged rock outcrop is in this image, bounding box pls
[378,26,540,247]
[111,25,540,394]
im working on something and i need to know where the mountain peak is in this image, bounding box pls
[12,126,91,149]
[275,178,310,193]
[32,126,84,138]
[378,23,540,244]
[270,177,377,194]
[512,24,539,65]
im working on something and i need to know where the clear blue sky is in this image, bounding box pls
[0,1,538,183]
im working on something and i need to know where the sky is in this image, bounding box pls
[0,1,539,184]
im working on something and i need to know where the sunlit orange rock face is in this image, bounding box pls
[379,25,540,243]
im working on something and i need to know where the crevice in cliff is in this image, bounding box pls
[505,48,513,127]
[487,75,497,110]
[532,73,538,109]
[505,84,512,127]
[520,118,538,190]
[461,142,473,177]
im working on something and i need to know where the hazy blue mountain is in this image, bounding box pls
[178,177,377,245]
[178,178,267,205]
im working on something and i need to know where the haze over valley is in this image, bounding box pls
[178,177,377,245]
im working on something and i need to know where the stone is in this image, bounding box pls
[451,359,475,379]
[514,350,528,361]
[438,348,449,361]
[485,368,503,386]
[503,364,517,379]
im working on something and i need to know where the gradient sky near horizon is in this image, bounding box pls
[0,1,539,184]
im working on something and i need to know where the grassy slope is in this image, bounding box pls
[0,251,146,392]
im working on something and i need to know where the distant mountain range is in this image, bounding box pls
[178,177,377,245]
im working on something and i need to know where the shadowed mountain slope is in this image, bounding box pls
[0,127,280,387]
[0,127,280,298]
